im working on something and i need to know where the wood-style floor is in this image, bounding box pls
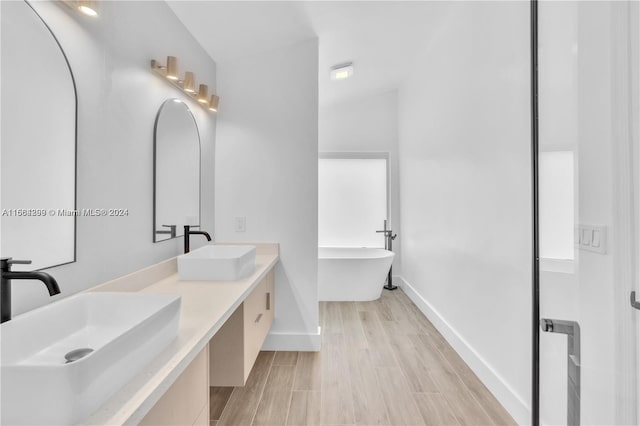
[210,289,516,426]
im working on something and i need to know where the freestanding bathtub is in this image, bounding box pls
[318,247,395,301]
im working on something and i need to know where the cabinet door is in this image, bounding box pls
[209,305,245,386]
[141,346,209,426]
[209,267,276,386]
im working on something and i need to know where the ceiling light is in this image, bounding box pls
[330,62,354,80]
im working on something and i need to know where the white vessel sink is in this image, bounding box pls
[178,244,256,281]
[0,292,181,425]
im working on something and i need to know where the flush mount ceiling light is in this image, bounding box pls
[330,62,354,80]
[151,56,220,113]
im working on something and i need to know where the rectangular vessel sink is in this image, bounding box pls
[0,292,181,425]
[178,244,256,281]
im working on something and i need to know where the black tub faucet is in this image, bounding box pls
[1,258,61,323]
[183,225,212,254]
[376,220,398,291]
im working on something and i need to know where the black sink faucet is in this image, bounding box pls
[183,225,212,254]
[1,258,61,323]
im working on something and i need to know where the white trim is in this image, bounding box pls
[396,276,530,426]
[262,326,322,352]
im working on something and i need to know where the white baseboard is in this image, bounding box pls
[396,276,530,425]
[262,326,322,351]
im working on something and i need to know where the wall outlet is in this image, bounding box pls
[234,216,246,232]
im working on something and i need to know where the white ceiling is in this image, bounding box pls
[167,1,448,106]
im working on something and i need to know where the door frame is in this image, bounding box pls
[530,1,541,425]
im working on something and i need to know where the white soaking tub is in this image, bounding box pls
[318,247,395,301]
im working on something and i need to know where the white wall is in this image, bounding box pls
[7,1,217,316]
[214,38,320,350]
[396,2,531,423]
[319,90,401,272]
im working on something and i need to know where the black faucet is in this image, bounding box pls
[376,220,398,291]
[1,258,61,323]
[183,225,212,254]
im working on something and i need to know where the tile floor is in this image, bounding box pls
[210,289,516,426]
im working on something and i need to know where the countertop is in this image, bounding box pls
[84,243,279,425]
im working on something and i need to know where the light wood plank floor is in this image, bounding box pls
[210,289,516,426]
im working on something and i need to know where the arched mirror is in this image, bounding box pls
[1,1,77,270]
[153,99,201,242]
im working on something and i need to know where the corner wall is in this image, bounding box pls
[396,2,531,423]
[7,1,217,316]
[214,39,320,350]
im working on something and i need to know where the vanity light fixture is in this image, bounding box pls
[330,62,354,80]
[166,56,178,81]
[61,0,99,18]
[209,95,219,112]
[151,57,220,113]
[197,84,209,104]
[77,0,98,17]
[183,72,195,93]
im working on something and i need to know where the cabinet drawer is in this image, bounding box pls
[264,269,275,324]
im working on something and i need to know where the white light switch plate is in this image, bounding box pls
[234,216,246,232]
[576,224,607,254]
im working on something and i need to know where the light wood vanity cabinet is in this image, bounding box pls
[140,266,275,425]
[140,346,209,426]
[209,269,275,386]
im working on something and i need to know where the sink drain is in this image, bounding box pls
[64,348,93,364]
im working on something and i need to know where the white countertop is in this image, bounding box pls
[84,243,279,425]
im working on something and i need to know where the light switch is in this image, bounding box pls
[578,224,607,254]
[234,216,246,232]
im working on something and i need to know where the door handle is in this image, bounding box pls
[266,292,271,311]
[255,313,263,323]
[631,291,640,310]
[540,318,580,426]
